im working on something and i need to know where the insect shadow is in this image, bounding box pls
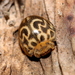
[20,41,57,61]
[21,47,52,62]
[28,51,52,61]
[27,41,57,61]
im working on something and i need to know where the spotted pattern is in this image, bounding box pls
[18,15,55,58]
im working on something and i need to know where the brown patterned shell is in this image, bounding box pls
[18,15,55,58]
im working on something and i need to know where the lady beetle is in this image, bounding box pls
[18,15,55,58]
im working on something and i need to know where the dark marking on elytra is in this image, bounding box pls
[50,31,54,38]
[28,47,33,50]
[47,34,50,39]
[40,35,45,41]
[22,29,28,36]
[28,33,34,39]
[31,42,37,46]
[41,26,47,33]
[33,21,44,29]
[23,37,28,45]
[33,21,39,29]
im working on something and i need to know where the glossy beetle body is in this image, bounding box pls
[18,15,55,58]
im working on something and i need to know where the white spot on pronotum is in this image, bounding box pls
[32,30,39,34]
